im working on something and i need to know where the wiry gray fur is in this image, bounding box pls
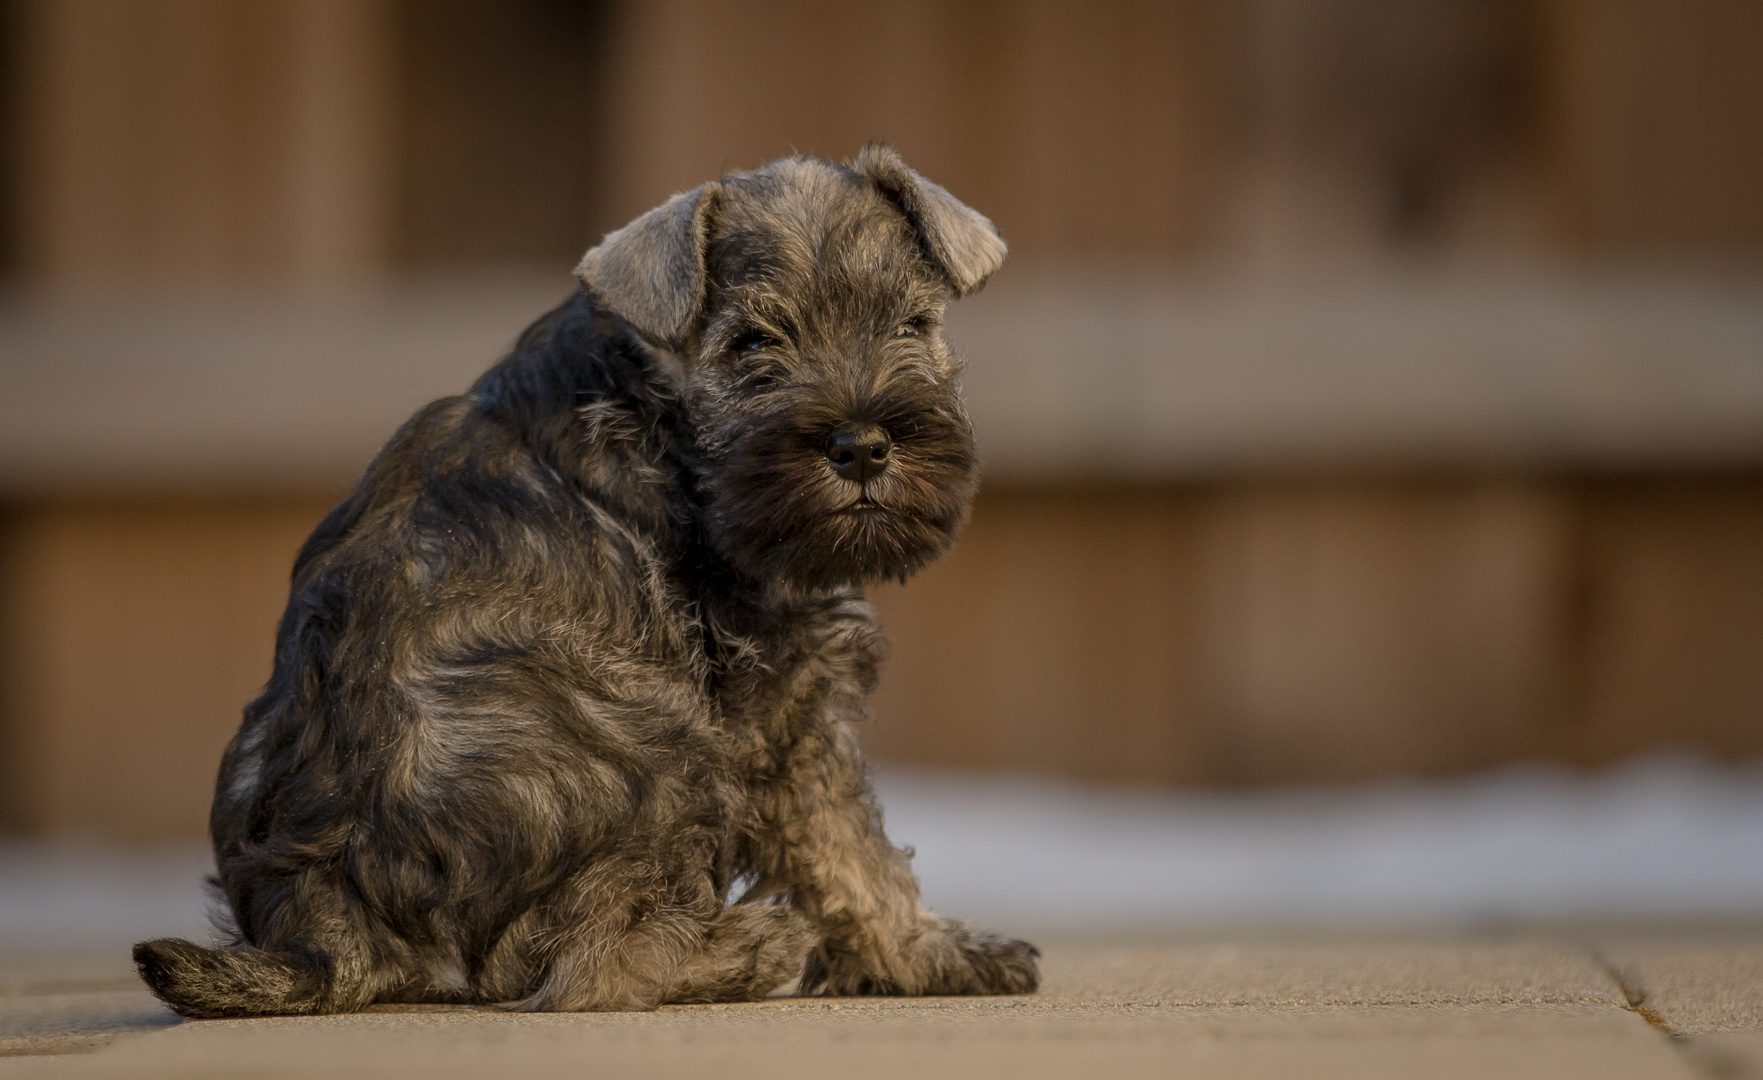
[133,150,1036,1018]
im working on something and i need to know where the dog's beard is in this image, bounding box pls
[698,399,977,590]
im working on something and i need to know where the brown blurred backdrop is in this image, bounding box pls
[1,0,1760,841]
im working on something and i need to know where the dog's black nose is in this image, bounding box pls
[826,423,893,484]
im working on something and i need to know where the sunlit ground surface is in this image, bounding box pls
[2,753,1760,962]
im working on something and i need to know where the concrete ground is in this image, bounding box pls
[2,927,1761,1078]
[4,762,1760,1077]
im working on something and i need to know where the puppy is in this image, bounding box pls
[134,147,1037,1016]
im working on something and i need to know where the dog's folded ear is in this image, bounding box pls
[855,145,1007,297]
[575,182,721,346]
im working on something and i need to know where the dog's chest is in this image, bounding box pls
[703,589,886,771]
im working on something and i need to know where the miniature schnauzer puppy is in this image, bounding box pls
[133,147,1038,1016]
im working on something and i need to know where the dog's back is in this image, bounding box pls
[140,291,739,1014]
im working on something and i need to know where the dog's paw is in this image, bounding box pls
[953,933,1040,995]
[801,924,1040,997]
[797,946,880,996]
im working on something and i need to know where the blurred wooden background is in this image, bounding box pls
[2,0,1761,840]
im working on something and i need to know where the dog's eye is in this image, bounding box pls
[893,322,919,338]
[739,362,789,394]
[732,331,776,354]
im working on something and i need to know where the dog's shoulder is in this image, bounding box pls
[301,292,684,577]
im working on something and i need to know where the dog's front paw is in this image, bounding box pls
[802,923,1040,997]
[798,944,888,996]
[952,932,1040,995]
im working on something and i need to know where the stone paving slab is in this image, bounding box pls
[0,934,1708,1078]
[0,950,173,1058]
[1587,926,1763,1035]
[0,953,142,995]
[1681,1034,1763,1079]
[0,999,1698,1080]
[0,990,177,1058]
[1037,933,1624,1008]
[26,930,1763,1078]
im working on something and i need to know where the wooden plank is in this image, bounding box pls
[1542,0,1763,256]
[868,488,1212,783]
[1192,482,1576,783]
[15,0,395,284]
[870,482,1582,785]
[0,498,336,839]
[598,0,1221,264]
[1570,482,1763,764]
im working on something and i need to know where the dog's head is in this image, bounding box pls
[576,148,1005,589]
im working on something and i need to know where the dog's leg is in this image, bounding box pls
[758,723,1040,997]
[508,916,695,1012]
[510,903,814,1011]
[507,857,730,1012]
[664,904,817,1004]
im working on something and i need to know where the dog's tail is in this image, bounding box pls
[133,938,329,1019]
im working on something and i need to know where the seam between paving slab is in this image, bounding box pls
[1575,943,1743,1080]
[1579,943,1678,1035]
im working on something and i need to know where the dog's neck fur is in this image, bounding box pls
[467,288,857,686]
